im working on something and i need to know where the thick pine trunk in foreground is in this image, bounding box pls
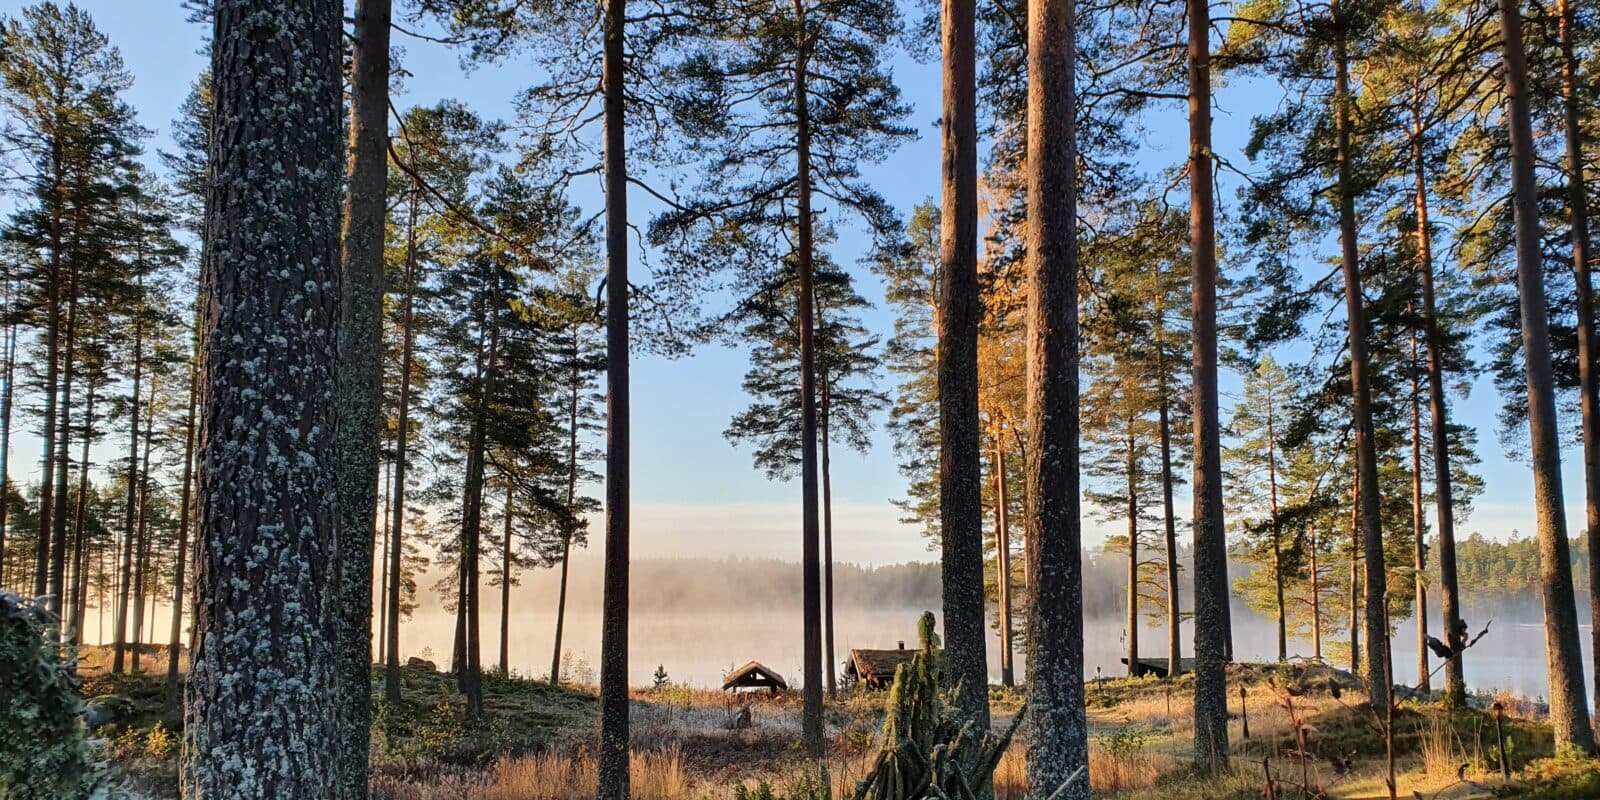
[1496,0,1595,753]
[1188,0,1229,769]
[597,0,632,791]
[939,0,990,728]
[185,1,345,795]
[1331,10,1388,693]
[1023,0,1089,794]
[334,0,391,791]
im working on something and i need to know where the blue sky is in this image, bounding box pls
[2,0,1586,566]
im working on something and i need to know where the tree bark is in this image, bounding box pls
[167,358,198,710]
[1332,3,1388,693]
[1268,395,1284,662]
[822,373,838,699]
[1126,426,1139,677]
[552,340,583,686]
[939,0,989,729]
[67,377,96,648]
[132,378,156,672]
[334,0,390,791]
[1349,468,1360,675]
[1309,525,1322,659]
[1554,0,1600,722]
[184,1,345,793]
[500,484,513,675]
[791,0,826,762]
[1410,95,1464,704]
[47,284,78,631]
[113,310,143,675]
[1410,327,1429,691]
[992,439,1014,688]
[1496,0,1596,752]
[1155,285,1180,678]
[1023,0,1090,793]
[386,189,420,703]
[0,308,15,579]
[597,0,632,789]
[1188,0,1229,769]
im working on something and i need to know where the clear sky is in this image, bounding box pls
[3,0,1588,566]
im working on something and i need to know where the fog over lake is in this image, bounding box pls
[387,553,1586,702]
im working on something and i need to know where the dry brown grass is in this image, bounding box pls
[372,747,689,800]
[985,735,1177,798]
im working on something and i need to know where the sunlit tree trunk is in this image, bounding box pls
[821,370,837,699]
[552,341,582,686]
[1023,0,1090,792]
[185,1,345,792]
[1332,0,1388,693]
[1409,93,1464,705]
[1188,0,1229,768]
[166,360,197,710]
[992,439,1015,687]
[334,0,390,791]
[939,0,989,729]
[386,189,420,703]
[1409,327,1429,691]
[1267,397,1284,662]
[1155,286,1180,678]
[47,284,79,631]
[1126,425,1139,677]
[500,484,514,675]
[113,297,143,674]
[791,0,826,761]
[1496,0,1595,752]
[66,376,96,649]
[132,378,156,671]
[1553,0,1600,720]
[0,300,14,576]
[1309,525,1322,659]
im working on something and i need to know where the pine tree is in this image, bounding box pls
[185,0,346,793]
[1023,0,1090,793]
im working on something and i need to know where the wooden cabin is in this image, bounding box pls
[845,642,922,690]
[722,661,789,694]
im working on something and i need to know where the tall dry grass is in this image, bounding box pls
[372,747,688,800]
[987,736,1174,798]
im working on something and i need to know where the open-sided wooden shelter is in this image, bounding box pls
[845,643,922,690]
[722,661,789,694]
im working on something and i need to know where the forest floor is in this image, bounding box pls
[72,647,1600,799]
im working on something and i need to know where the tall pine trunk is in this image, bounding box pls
[47,285,78,630]
[1410,327,1429,691]
[1188,0,1229,768]
[1267,398,1284,662]
[500,484,513,675]
[167,358,198,710]
[386,190,420,703]
[334,0,391,791]
[992,439,1014,688]
[1410,95,1464,704]
[939,0,989,728]
[132,379,156,672]
[1155,284,1180,678]
[1309,525,1322,659]
[597,0,633,789]
[1332,3,1388,693]
[552,343,582,686]
[791,0,826,760]
[185,1,345,793]
[821,374,837,699]
[112,312,143,674]
[1023,0,1090,793]
[1496,0,1595,752]
[0,308,15,577]
[66,376,96,648]
[1554,0,1600,719]
[1126,426,1139,677]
